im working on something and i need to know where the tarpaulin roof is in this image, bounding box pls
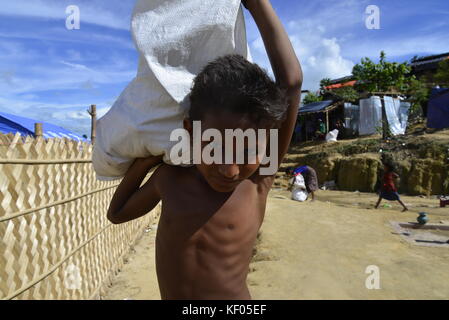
[298,100,335,115]
[325,80,357,90]
[0,111,87,141]
[427,88,449,129]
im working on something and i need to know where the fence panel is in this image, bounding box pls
[0,133,160,299]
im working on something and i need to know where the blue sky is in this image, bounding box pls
[0,0,448,136]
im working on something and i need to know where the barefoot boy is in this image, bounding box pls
[107,0,302,299]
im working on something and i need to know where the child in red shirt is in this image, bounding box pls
[375,163,408,212]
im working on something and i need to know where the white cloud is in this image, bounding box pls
[0,96,112,135]
[0,0,131,30]
[343,32,449,61]
[249,24,354,91]
[60,61,92,71]
[0,38,136,95]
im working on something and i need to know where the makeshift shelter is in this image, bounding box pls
[427,88,449,129]
[296,100,343,141]
[0,111,86,141]
[356,96,410,136]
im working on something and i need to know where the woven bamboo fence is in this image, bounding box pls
[0,133,160,300]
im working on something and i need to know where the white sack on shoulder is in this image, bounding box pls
[92,0,251,181]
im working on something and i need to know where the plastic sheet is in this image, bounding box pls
[427,88,449,129]
[384,96,403,135]
[344,103,359,133]
[359,96,382,136]
[384,97,410,135]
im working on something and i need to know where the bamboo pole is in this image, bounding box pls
[380,95,388,140]
[34,123,43,138]
[0,159,92,164]
[87,104,97,145]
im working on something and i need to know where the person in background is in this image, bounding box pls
[335,119,345,139]
[287,165,319,201]
[375,163,408,212]
[316,119,326,140]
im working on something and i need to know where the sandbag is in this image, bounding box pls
[291,174,308,202]
[92,0,251,180]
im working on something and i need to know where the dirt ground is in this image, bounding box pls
[102,189,449,300]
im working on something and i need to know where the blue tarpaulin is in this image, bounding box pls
[299,100,334,115]
[0,111,87,141]
[427,88,449,129]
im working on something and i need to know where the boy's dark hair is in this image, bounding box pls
[189,54,288,128]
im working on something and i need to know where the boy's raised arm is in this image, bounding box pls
[107,156,162,224]
[244,0,303,164]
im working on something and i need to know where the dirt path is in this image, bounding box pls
[102,190,449,300]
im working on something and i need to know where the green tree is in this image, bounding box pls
[435,59,449,86]
[405,76,430,114]
[332,86,360,103]
[319,78,332,90]
[352,51,411,93]
[303,92,322,105]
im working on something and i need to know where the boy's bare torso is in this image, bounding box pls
[153,164,274,300]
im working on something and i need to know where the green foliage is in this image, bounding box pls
[435,59,449,86]
[319,78,332,90]
[405,76,430,114]
[352,51,411,93]
[303,92,322,105]
[331,86,360,103]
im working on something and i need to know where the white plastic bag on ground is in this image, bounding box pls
[92,0,251,180]
[291,174,308,202]
[325,129,339,142]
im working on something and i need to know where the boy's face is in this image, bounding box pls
[184,112,269,193]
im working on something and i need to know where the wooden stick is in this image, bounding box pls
[34,123,43,138]
[87,105,97,145]
[0,159,92,164]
